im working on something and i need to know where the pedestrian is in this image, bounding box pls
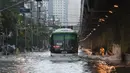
[16,48,20,55]
[100,47,105,56]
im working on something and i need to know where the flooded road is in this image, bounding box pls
[0,51,129,73]
[0,51,91,73]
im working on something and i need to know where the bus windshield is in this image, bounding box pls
[52,33,77,49]
[53,34,76,40]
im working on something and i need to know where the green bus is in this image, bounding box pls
[49,28,78,55]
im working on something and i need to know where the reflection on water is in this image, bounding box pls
[1,52,130,73]
[0,52,92,73]
[89,65,130,73]
[87,60,130,73]
[0,61,18,73]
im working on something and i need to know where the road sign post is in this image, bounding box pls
[20,7,30,50]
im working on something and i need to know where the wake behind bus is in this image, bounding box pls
[49,28,78,56]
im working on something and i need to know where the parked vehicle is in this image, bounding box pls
[1,44,15,55]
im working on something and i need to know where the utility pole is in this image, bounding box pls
[16,25,18,47]
[25,19,27,50]
[52,15,55,27]
[30,1,33,49]
[37,1,39,49]
[21,0,26,50]
[36,0,42,49]
[22,1,27,50]
[43,7,47,49]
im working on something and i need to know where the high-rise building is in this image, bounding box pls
[68,0,81,26]
[48,0,68,25]
[48,0,53,15]
[41,1,49,22]
[24,0,49,24]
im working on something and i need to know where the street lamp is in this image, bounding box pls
[99,18,105,22]
[114,4,118,8]
[93,28,96,31]
[108,10,113,14]
[105,15,108,18]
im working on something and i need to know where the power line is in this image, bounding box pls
[0,0,30,12]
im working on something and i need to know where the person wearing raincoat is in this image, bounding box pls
[100,47,105,56]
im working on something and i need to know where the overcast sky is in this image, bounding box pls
[68,0,81,25]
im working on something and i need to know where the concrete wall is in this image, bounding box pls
[80,1,130,53]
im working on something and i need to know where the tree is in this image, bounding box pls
[0,0,22,45]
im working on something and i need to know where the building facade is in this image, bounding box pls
[68,0,81,26]
[48,0,68,25]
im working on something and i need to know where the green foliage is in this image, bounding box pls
[0,0,51,48]
[0,0,21,45]
[1,10,17,32]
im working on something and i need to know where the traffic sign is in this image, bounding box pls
[20,7,30,13]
